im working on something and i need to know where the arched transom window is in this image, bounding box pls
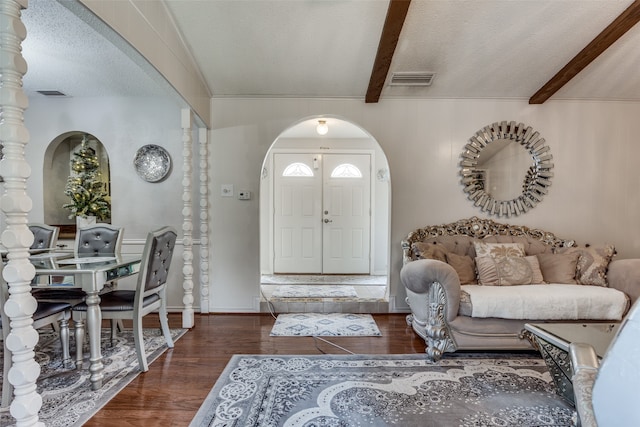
[330,163,362,178]
[282,162,314,177]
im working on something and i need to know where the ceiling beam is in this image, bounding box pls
[365,0,412,103]
[529,0,640,104]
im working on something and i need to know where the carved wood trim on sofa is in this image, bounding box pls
[401,216,575,265]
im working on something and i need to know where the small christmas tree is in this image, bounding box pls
[63,135,111,221]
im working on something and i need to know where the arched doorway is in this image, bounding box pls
[259,116,391,311]
[43,131,111,238]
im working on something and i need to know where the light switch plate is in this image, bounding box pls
[221,184,234,197]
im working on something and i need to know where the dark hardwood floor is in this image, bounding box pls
[84,312,426,426]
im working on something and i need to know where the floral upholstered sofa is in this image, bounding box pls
[400,217,640,361]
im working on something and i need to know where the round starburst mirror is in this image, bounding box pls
[460,121,554,217]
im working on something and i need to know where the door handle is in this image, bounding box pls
[324,219,332,223]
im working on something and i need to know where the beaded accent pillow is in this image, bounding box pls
[557,244,616,287]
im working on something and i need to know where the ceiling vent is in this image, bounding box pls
[37,90,67,96]
[389,72,435,86]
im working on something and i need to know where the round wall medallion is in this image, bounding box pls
[133,144,171,182]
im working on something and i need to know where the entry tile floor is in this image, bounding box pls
[260,275,388,314]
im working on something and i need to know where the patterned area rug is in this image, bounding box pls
[270,313,382,336]
[190,354,575,427]
[0,328,186,426]
[271,285,358,298]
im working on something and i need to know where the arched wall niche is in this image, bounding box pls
[43,131,111,237]
[259,115,391,280]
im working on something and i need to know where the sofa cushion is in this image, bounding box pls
[445,252,476,284]
[460,284,629,320]
[557,244,616,287]
[476,256,544,286]
[537,252,580,284]
[474,242,526,258]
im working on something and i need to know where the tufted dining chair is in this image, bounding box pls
[569,298,640,427]
[72,226,177,372]
[74,224,124,257]
[28,223,59,250]
[1,260,72,408]
[33,224,124,298]
[34,224,125,364]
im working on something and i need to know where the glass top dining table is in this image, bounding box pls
[30,251,142,390]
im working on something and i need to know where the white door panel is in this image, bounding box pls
[274,154,322,273]
[322,154,371,274]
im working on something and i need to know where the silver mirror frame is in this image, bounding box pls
[460,121,553,217]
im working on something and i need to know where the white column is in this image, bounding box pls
[0,0,45,425]
[198,128,210,313]
[181,109,194,328]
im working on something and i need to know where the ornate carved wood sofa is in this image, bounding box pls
[401,217,640,361]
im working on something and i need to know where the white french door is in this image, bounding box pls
[321,154,371,273]
[273,153,371,274]
[274,153,322,273]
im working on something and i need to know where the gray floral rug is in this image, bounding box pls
[190,354,575,427]
[271,285,358,298]
[270,313,382,337]
[0,327,186,427]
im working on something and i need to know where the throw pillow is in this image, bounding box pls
[524,255,546,284]
[474,242,526,258]
[475,255,540,286]
[445,252,476,285]
[476,256,500,285]
[412,242,448,262]
[536,252,580,284]
[559,244,616,287]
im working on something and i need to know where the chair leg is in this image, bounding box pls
[133,315,148,372]
[159,298,174,348]
[59,317,72,369]
[110,319,118,345]
[74,316,85,369]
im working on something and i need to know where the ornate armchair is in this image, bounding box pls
[570,299,640,427]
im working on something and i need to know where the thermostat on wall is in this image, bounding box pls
[238,190,251,200]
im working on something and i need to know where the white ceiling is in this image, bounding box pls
[19,0,640,104]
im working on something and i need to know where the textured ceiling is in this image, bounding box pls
[19,0,640,103]
[21,0,177,99]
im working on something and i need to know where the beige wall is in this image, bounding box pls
[209,97,640,312]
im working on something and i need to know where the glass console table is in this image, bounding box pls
[524,322,619,405]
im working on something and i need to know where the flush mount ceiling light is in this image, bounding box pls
[316,120,328,135]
